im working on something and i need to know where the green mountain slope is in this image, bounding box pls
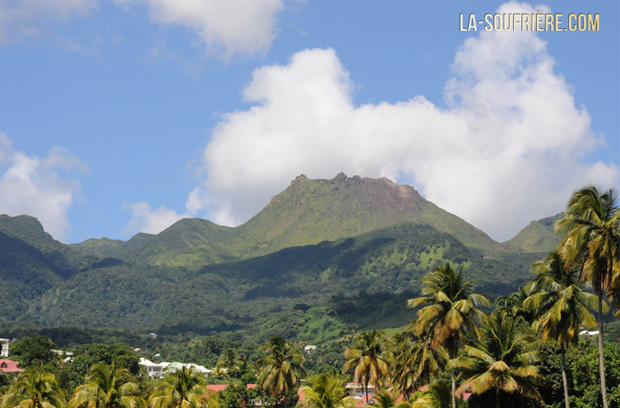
[73,174,505,269]
[0,215,94,277]
[0,230,63,320]
[0,215,96,320]
[73,220,236,268]
[32,222,533,333]
[72,237,126,258]
[502,214,562,253]
[0,174,559,336]
[234,173,504,257]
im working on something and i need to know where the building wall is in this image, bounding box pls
[0,339,9,357]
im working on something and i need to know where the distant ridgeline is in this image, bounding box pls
[0,174,561,336]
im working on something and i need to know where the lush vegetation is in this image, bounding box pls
[1,174,555,335]
[1,220,542,335]
[1,182,619,407]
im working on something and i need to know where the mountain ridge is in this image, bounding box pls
[0,173,564,335]
[72,173,509,268]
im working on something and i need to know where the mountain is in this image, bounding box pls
[73,174,505,269]
[0,215,99,321]
[0,174,560,337]
[0,214,95,277]
[233,173,504,257]
[74,220,236,267]
[35,222,535,333]
[502,214,562,253]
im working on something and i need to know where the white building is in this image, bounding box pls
[0,338,9,357]
[139,358,165,379]
[304,345,317,354]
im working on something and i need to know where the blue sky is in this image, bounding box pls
[0,0,617,244]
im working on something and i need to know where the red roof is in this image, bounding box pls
[206,384,258,392]
[0,359,24,373]
[359,394,375,407]
[207,384,229,392]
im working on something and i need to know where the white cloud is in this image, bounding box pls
[1,0,288,58]
[125,186,213,235]
[0,0,95,43]
[118,0,286,58]
[124,202,186,235]
[0,134,87,241]
[131,1,619,241]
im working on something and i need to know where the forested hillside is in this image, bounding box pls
[0,174,555,335]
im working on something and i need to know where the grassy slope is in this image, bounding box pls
[502,214,563,253]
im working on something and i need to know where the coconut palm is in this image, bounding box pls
[148,366,216,408]
[410,382,450,408]
[343,330,388,403]
[454,311,543,408]
[299,372,356,408]
[389,327,445,400]
[215,349,247,379]
[556,186,620,408]
[256,336,306,408]
[68,363,142,408]
[524,251,602,408]
[408,263,490,408]
[494,286,532,322]
[371,389,409,408]
[1,366,66,408]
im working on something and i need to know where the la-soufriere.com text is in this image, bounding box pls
[459,12,599,32]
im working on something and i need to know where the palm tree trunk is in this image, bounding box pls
[496,387,500,408]
[451,368,456,408]
[561,347,570,408]
[597,293,609,408]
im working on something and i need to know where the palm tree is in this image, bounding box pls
[256,336,306,408]
[148,366,215,408]
[410,382,450,408]
[408,263,490,408]
[454,311,543,408]
[524,251,602,408]
[299,372,356,408]
[371,389,409,408]
[68,363,143,408]
[494,286,532,322]
[343,330,388,403]
[556,186,620,408]
[215,349,247,379]
[1,366,66,408]
[389,327,445,400]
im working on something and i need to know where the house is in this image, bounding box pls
[162,362,212,376]
[303,345,317,354]
[52,349,74,364]
[345,382,376,399]
[139,358,165,379]
[0,338,9,357]
[0,359,24,373]
[139,359,213,379]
